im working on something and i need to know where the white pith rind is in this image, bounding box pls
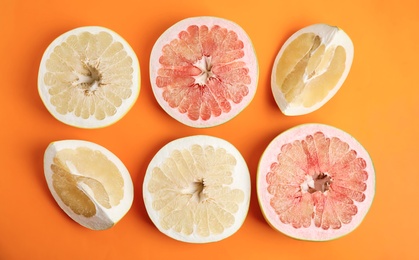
[271,24,354,116]
[44,140,134,230]
[150,16,259,128]
[143,135,251,243]
[38,26,141,129]
[257,124,375,241]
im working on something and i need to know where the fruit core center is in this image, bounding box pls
[184,179,207,203]
[77,62,103,95]
[193,56,215,86]
[301,172,332,194]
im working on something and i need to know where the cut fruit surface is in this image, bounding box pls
[44,140,134,230]
[143,135,251,243]
[257,124,375,241]
[150,16,258,128]
[38,26,140,128]
[271,24,354,116]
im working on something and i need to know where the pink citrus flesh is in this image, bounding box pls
[257,124,375,241]
[150,16,258,128]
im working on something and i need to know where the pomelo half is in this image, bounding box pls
[143,135,251,243]
[271,24,354,116]
[150,16,258,128]
[44,140,134,230]
[257,124,375,241]
[38,26,140,128]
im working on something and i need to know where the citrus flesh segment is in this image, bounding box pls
[271,24,354,116]
[44,140,134,230]
[143,135,251,243]
[150,16,258,128]
[257,124,375,241]
[38,26,140,128]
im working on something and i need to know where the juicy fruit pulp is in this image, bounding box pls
[143,135,251,243]
[38,26,140,128]
[44,140,134,230]
[271,24,354,116]
[257,124,375,241]
[150,16,258,128]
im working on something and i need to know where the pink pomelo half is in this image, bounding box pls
[257,124,375,241]
[150,16,258,128]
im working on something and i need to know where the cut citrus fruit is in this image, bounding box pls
[150,16,258,128]
[271,24,354,116]
[38,26,140,128]
[257,124,375,241]
[143,135,251,243]
[44,140,134,230]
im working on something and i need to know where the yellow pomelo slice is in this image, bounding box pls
[44,140,134,230]
[271,24,354,116]
[143,135,251,243]
[38,26,140,128]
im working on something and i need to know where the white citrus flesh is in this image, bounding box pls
[271,24,354,116]
[38,26,140,128]
[257,124,375,241]
[44,140,134,230]
[150,16,258,128]
[143,135,251,243]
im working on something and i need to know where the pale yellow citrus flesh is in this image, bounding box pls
[51,147,124,217]
[43,31,134,120]
[147,144,244,237]
[275,33,346,107]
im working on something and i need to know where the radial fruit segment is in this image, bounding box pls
[150,16,258,128]
[257,124,375,241]
[143,135,251,243]
[44,140,134,230]
[271,24,354,116]
[38,26,140,128]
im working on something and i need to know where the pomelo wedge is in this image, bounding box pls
[38,26,140,128]
[150,16,258,128]
[257,124,375,241]
[44,140,134,230]
[143,135,251,243]
[271,24,354,116]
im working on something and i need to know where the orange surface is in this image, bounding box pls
[1,0,418,259]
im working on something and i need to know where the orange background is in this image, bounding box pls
[1,0,418,259]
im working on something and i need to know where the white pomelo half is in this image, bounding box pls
[38,26,140,128]
[257,124,375,241]
[44,140,134,230]
[143,135,251,243]
[272,24,354,116]
[150,16,258,128]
